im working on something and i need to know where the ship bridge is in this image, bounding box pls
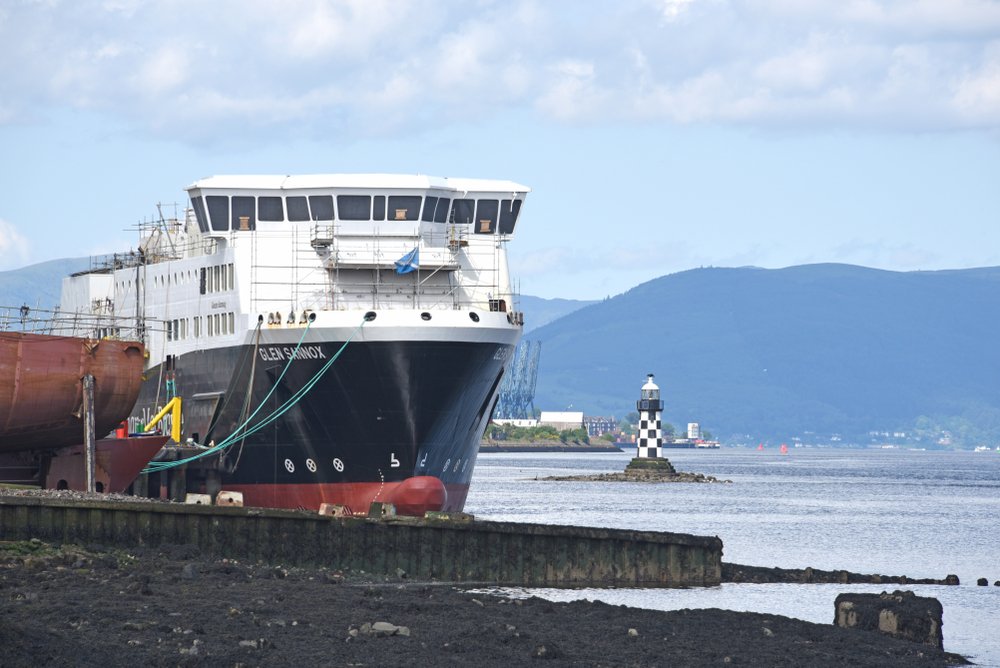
[183,174,530,316]
[185,174,529,240]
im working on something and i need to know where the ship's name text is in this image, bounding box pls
[258,345,327,361]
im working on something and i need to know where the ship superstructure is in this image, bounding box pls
[59,174,529,513]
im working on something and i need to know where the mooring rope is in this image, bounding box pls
[142,316,367,473]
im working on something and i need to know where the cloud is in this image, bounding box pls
[1,0,999,142]
[0,219,30,269]
[825,237,943,270]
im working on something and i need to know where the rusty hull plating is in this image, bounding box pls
[0,332,146,453]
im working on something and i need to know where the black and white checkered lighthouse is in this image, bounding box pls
[636,373,664,458]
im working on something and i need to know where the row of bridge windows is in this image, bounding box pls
[190,194,522,235]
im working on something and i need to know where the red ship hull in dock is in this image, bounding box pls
[221,477,466,516]
[0,331,146,453]
[0,322,159,492]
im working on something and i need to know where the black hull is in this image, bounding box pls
[133,336,512,511]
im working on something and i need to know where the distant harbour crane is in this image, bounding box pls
[493,340,541,420]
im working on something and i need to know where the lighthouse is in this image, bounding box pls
[635,373,663,458]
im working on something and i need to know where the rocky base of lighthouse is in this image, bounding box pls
[544,457,731,483]
[625,457,677,474]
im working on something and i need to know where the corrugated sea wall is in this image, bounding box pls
[0,496,722,587]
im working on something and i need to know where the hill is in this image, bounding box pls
[5,258,998,446]
[516,295,596,333]
[528,264,1000,446]
[0,257,91,310]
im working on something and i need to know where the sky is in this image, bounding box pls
[1,0,999,300]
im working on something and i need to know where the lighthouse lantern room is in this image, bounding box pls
[636,373,664,458]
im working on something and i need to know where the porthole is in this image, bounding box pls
[469,312,480,322]
[421,312,431,321]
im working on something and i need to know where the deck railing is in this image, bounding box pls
[0,305,148,342]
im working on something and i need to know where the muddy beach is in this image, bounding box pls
[0,540,967,667]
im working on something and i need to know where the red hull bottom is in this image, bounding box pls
[223,477,469,516]
[44,435,169,493]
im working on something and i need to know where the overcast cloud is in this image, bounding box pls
[1,1,998,295]
[3,0,999,142]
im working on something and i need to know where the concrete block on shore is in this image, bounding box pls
[424,510,474,522]
[215,491,244,507]
[184,493,212,505]
[319,503,351,517]
[834,590,943,649]
[368,502,396,518]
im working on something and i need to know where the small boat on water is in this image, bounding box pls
[0,306,168,491]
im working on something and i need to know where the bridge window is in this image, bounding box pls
[258,196,284,222]
[206,196,229,231]
[232,196,255,231]
[389,196,421,221]
[499,199,522,234]
[287,196,309,221]
[421,196,438,222]
[337,195,370,220]
[451,199,475,225]
[373,195,386,221]
[309,195,334,221]
[474,199,498,234]
[433,197,451,223]
[191,196,209,232]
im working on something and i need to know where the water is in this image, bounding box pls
[464,448,1000,666]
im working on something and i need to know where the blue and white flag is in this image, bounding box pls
[394,247,419,274]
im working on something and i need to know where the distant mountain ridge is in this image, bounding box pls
[5,258,998,445]
[0,257,91,311]
[527,263,1000,446]
[516,295,598,333]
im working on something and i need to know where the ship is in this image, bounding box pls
[0,305,168,491]
[58,174,529,515]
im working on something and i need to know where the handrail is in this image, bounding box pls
[0,304,151,340]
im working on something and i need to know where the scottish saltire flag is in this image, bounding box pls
[394,247,419,274]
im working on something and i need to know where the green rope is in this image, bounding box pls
[142,317,366,474]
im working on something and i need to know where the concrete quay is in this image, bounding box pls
[0,495,722,588]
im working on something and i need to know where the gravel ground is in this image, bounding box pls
[0,540,968,667]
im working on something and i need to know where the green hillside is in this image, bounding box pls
[529,264,1000,446]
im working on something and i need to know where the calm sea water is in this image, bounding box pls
[464,448,1000,666]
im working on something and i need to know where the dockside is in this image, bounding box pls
[0,495,722,588]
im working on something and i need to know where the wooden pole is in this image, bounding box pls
[82,373,96,493]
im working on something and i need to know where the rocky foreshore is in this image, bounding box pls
[543,469,729,483]
[479,440,622,453]
[722,562,961,586]
[0,540,968,667]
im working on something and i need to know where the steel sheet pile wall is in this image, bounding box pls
[0,496,722,587]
